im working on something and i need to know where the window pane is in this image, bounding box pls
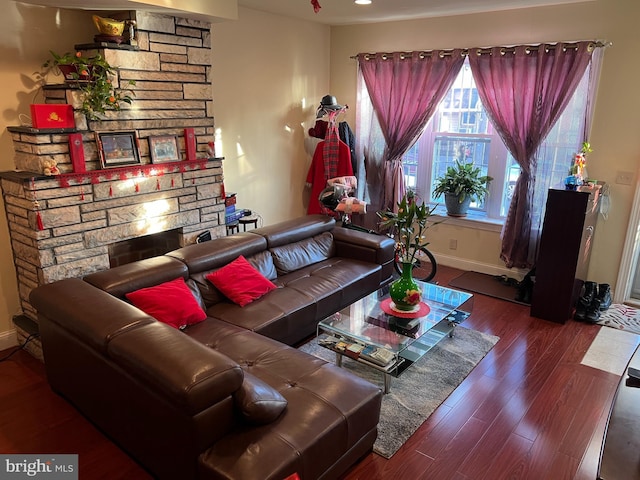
[501,155,520,217]
[403,143,419,190]
[430,136,491,209]
[438,63,490,135]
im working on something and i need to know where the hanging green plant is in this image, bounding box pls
[42,50,136,121]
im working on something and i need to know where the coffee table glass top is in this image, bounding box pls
[318,281,472,359]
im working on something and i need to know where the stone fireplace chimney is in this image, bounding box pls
[0,11,225,359]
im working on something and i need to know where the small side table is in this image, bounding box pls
[226,221,239,235]
[239,215,259,231]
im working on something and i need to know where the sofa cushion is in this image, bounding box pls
[166,233,267,274]
[186,278,207,310]
[270,232,335,275]
[247,250,278,281]
[84,255,189,299]
[125,277,207,329]
[206,255,277,307]
[198,328,382,480]
[251,214,335,248]
[190,251,278,308]
[234,372,287,425]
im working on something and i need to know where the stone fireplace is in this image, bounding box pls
[0,11,226,359]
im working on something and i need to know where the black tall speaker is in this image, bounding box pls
[531,186,602,323]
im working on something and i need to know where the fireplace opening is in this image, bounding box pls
[108,229,182,268]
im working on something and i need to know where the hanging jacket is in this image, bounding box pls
[338,121,357,176]
[306,140,354,214]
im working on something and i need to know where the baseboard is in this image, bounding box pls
[624,298,640,309]
[0,329,18,352]
[434,252,529,282]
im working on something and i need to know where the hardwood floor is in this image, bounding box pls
[0,266,631,479]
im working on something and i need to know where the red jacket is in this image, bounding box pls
[306,140,353,214]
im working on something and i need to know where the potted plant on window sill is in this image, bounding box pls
[433,161,493,217]
[42,50,135,121]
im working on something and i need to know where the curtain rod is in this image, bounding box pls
[350,41,611,60]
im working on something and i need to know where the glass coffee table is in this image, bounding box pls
[317,281,473,393]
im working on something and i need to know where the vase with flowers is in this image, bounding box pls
[377,191,439,312]
[42,50,135,121]
[565,142,592,190]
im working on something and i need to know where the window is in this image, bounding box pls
[398,58,591,221]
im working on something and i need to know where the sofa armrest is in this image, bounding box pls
[332,226,395,266]
[31,278,244,416]
[107,322,244,415]
[30,278,156,354]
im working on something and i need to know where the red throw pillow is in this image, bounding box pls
[125,277,207,329]
[206,255,277,307]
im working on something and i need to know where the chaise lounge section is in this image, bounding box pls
[30,215,395,479]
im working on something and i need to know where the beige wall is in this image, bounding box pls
[212,7,330,225]
[330,0,640,285]
[0,4,95,346]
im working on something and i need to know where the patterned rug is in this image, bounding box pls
[299,326,499,458]
[598,303,640,335]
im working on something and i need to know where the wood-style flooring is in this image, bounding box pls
[0,266,628,479]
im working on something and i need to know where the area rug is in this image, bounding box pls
[448,271,529,306]
[598,303,640,335]
[298,326,499,458]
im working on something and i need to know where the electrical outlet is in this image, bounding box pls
[616,171,634,185]
[449,239,457,250]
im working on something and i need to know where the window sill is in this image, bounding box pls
[431,205,504,233]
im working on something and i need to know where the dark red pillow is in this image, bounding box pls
[206,255,277,307]
[125,277,207,329]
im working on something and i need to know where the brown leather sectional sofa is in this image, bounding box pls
[30,215,396,480]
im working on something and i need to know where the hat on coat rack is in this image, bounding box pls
[316,94,347,118]
[308,119,328,139]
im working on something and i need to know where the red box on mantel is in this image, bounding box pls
[225,193,237,207]
[30,104,75,129]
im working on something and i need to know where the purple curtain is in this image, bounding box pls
[583,46,604,144]
[469,42,594,268]
[357,50,465,211]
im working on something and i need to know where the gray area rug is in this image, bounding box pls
[299,326,499,458]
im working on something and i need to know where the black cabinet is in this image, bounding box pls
[531,186,601,323]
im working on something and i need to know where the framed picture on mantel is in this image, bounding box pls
[96,131,141,168]
[149,135,180,164]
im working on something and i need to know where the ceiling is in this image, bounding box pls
[236,0,592,26]
[15,0,593,25]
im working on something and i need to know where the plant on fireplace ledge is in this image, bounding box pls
[42,50,136,121]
